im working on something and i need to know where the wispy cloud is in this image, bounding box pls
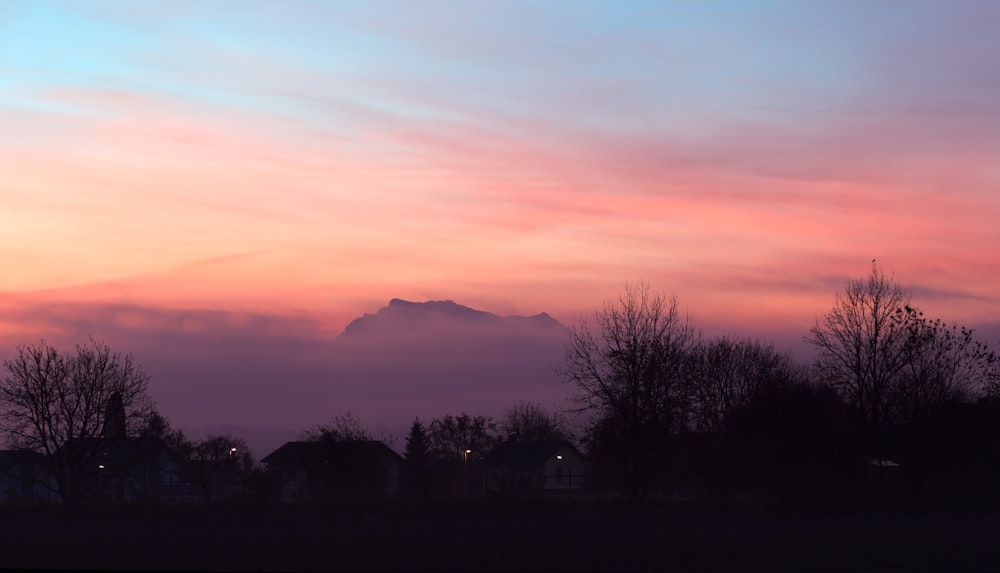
[1,0,997,342]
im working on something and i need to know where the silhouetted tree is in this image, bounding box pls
[302,411,373,443]
[427,413,498,495]
[894,307,998,423]
[562,282,699,499]
[188,434,254,501]
[404,419,431,464]
[428,413,499,463]
[691,337,802,433]
[139,412,255,501]
[403,418,432,496]
[900,398,1000,508]
[499,401,566,441]
[0,339,153,504]
[726,379,855,508]
[806,264,913,453]
[140,410,194,461]
[808,264,1000,456]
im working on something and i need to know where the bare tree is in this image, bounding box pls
[0,339,153,504]
[691,336,802,433]
[806,265,912,449]
[895,307,999,422]
[808,264,1000,437]
[188,434,254,501]
[499,401,566,442]
[427,413,499,463]
[561,282,698,499]
[302,411,373,443]
[987,368,1000,399]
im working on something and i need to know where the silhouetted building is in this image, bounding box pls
[261,440,404,501]
[481,440,586,494]
[0,450,58,504]
[62,437,185,503]
[185,458,248,502]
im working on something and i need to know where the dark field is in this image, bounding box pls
[2,499,999,572]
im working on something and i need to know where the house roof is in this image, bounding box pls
[57,437,180,467]
[481,440,583,468]
[261,440,402,469]
[0,449,48,469]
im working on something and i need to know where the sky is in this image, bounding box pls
[2,1,999,449]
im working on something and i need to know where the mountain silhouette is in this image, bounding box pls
[340,298,564,338]
[327,299,571,427]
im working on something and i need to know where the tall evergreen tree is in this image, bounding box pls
[403,418,432,496]
[404,419,430,464]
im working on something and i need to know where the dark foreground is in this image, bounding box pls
[1,499,999,572]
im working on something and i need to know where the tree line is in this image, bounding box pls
[297,403,565,460]
[2,264,999,506]
[565,266,1000,505]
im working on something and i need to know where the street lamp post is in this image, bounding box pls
[463,449,472,495]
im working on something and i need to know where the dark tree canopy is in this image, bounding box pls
[562,282,699,499]
[302,411,373,443]
[808,264,1000,450]
[806,264,913,444]
[725,379,853,506]
[499,401,566,442]
[403,418,431,464]
[191,435,253,469]
[427,413,499,463]
[894,307,998,422]
[140,409,194,461]
[139,411,255,501]
[187,434,254,499]
[691,336,802,433]
[0,339,153,503]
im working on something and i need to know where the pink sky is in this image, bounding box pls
[1,2,999,450]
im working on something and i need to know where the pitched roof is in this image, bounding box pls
[0,449,48,468]
[481,440,583,468]
[261,440,402,468]
[51,437,181,473]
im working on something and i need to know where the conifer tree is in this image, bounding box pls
[403,418,432,496]
[404,419,430,464]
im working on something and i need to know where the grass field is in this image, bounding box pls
[1,498,999,571]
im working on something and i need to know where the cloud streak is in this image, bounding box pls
[1,0,998,417]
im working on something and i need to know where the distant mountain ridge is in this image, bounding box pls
[326,298,571,432]
[339,298,564,338]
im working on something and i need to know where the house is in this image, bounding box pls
[69,437,186,503]
[0,450,59,504]
[261,440,404,501]
[185,458,248,502]
[4,438,190,504]
[481,440,586,494]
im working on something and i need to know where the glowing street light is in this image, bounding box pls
[462,449,473,496]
